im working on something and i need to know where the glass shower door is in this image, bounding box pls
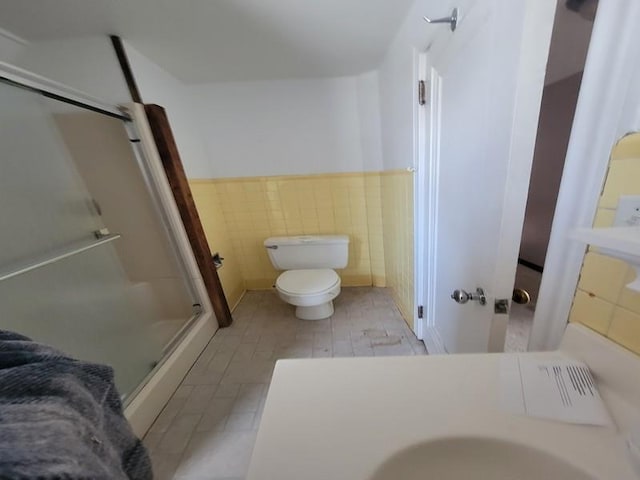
[0,80,195,399]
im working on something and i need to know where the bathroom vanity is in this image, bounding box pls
[247,325,640,479]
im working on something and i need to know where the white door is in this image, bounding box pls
[420,0,556,353]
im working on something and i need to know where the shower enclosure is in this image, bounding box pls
[0,75,207,402]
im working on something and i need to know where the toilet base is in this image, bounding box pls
[295,301,334,320]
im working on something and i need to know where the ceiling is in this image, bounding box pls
[0,0,416,84]
[0,1,595,85]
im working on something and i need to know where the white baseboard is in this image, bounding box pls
[422,326,448,355]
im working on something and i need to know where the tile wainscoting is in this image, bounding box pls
[190,170,415,329]
[380,170,415,329]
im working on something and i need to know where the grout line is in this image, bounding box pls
[148,287,426,477]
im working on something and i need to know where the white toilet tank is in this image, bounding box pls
[264,235,349,270]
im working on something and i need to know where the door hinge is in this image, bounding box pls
[418,80,427,106]
[418,305,424,319]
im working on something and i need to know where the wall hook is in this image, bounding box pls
[423,8,458,32]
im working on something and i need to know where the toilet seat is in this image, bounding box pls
[274,269,342,318]
[276,269,340,295]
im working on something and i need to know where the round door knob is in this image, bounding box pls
[512,288,531,305]
[451,289,470,304]
[451,288,487,306]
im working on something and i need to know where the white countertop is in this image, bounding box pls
[247,326,639,480]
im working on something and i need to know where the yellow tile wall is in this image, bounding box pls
[569,132,640,354]
[190,172,386,293]
[380,170,415,328]
[365,174,386,287]
[190,183,245,310]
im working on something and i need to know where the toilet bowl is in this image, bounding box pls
[275,269,341,320]
[264,235,349,320]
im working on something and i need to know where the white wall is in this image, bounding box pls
[376,0,477,171]
[186,73,382,178]
[13,36,130,105]
[123,42,212,179]
[0,27,27,64]
[9,34,385,180]
[356,71,384,173]
[126,43,384,179]
[377,25,417,172]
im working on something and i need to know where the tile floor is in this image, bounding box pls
[144,287,427,479]
[504,302,535,352]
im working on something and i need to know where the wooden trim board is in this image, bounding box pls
[144,104,233,327]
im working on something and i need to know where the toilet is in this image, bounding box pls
[264,235,349,320]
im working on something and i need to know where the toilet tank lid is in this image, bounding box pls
[264,235,349,247]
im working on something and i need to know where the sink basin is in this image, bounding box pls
[369,437,597,480]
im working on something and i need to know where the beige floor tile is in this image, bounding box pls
[207,351,234,373]
[231,386,265,413]
[147,386,194,434]
[155,413,201,455]
[196,398,235,433]
[224,412,256,431]
[213,383,240,399]
[181,385,218,414]
[332,339,354,357]
[312,347,333,357]
[231,343,257,362]
[174,431,257,479]
[181,370,223,386]
[150,452,183,480]
[147,287,426,479]
[142,430,163,454]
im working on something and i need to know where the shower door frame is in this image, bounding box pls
[0,61,217,436]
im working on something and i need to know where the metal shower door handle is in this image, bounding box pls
[451,287,486,305]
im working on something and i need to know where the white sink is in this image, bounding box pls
[247,326,640,480]
[369,437,596,480]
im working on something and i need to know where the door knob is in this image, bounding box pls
[512,288,531,305]
[451,288,486,305]
[451,289,470,304]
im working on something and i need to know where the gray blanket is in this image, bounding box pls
[0,330,152,479]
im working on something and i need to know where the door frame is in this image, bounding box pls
[529,0,640,350]
[414,0,556,353]
[413,50,448,353]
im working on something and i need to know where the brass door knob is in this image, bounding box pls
[512,288,531,305]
